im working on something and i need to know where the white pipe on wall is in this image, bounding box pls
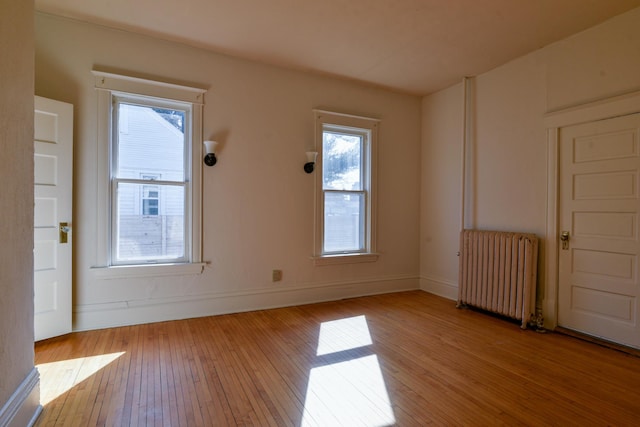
[458,77,473,304]
[460,76,471,233]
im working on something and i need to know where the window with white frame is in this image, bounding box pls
[93,71,205,271]
[141,174,160,216]
[142,186,160,216]
[313,110,378,265]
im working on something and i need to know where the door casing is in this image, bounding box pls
[544,90,640,330]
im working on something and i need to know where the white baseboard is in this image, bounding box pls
[0,368,41,427]
[74,275,420,331]
[420,276,458,300]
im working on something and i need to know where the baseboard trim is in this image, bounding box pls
[0,368,41,427]
[74,275,420,331]
[555,327,640,357]
[420,276,458,300]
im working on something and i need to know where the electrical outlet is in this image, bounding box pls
[272,269,283,282]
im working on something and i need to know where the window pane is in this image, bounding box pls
[116,182,185,262]
[322,131,362,191]
[142,184,159,215]
[324,192,365,253]
[116,103,185,181]
[143,199,159,216]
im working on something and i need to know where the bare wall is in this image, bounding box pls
[35,13,422,330]
[420,84,463,295]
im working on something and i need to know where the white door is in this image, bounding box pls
[34,96,73,341]
[558,113,640,349]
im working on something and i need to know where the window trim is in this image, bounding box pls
[312,109,379,265]
[92,71,205,274]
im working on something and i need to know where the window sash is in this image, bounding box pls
[112,96,191,182]
[320,127,369,254]
[111,180,191,265]
[110,95,192,266]
[322,130,365,191]
[322,189,367,254]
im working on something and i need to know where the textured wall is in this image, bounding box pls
[0,0,36,414]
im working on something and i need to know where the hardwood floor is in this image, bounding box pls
[35,291,640,426]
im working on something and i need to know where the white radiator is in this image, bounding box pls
[458,230,539,329]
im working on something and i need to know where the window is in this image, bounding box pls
[313,110,378,265]
[113,97,190,264]
[142,186,159,216]
[93,71,205,272]
[141,175,160,216]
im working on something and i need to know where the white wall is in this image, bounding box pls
[0,1,40,425]
[35,13,422,330]
[420,7,640,306]
[420,84,463,296]
[545,7,640,111]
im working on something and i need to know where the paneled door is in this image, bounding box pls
[34,96,73,341]
[558,113,640,349]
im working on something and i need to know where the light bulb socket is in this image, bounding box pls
[304,151,318,174]
[204,153,217,166]
[203,140,219,167]
[303,162,314,173]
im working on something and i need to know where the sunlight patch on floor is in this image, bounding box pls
[36,352,125,405]
[316,315,373,356]
[302,316,396,427]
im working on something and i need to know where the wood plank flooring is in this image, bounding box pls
[35,291,640,426]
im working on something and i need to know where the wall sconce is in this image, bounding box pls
[203,140,218,166]
[304,151,318,173]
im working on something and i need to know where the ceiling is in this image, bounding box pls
[35,0,640,96]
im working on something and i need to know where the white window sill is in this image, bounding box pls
[91,262,206,280]
[311,253,380,266]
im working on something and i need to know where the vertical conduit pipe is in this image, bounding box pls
[460,77,471,233]
[458,77,471,306]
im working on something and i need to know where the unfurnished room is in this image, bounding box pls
[2,1,640,426]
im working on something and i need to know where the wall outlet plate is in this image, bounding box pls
[272,269,283,282]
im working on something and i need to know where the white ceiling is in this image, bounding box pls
[35,0,640,96]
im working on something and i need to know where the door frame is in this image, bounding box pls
[543,89,640,330]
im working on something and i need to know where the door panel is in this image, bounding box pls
[558,113,640,349]
[34,96,73,342]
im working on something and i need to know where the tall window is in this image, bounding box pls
[323,128,366,252]
[314,110,378,264]
[113,98,189,264]
[93,71,204,270]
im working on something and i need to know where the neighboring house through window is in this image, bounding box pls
[313,110,379,265]
[93,71,205,272]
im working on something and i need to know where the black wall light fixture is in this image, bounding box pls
[203,140,218,166]
[304,151,318,173]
